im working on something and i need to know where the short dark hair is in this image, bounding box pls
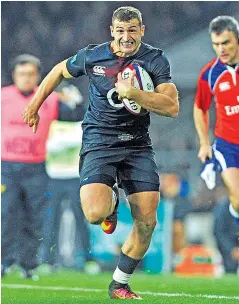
[112,6,142,26]
[11,54,41,72]
[209,16,239,39]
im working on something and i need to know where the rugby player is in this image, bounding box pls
[23,6,179,299]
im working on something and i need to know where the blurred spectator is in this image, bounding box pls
[1,55,85,279]
[213,200,239,273]
[41,100,99,272]
[160,173,191,260]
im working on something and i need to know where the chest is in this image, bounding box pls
[87,58,151,95]
[213,68,239,104]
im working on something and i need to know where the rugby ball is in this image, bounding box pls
[121,64,154,115]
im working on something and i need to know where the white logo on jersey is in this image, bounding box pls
[224,105,239,116]
[118,134,134,141]
[93,66,106,76]
[107,88,124,108]
[219,81,231,92]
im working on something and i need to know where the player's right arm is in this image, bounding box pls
[22,59,73,133]
[193,68,213,163]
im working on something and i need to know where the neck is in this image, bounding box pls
[16,87,34,96]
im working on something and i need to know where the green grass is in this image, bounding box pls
[2,270,239,303]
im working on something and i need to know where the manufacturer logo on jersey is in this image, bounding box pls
[219,81,231,92]
[93,66,106,76]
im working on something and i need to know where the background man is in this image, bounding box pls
[194,16,239,225]
[1,54,85,278]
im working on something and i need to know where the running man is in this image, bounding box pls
[194,16,239,225]
[23,6,179,299]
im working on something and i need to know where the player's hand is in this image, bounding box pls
[22,105,40,133]
[198,144,212,163]
[115,70,136,100]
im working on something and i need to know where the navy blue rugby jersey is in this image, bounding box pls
[66,41,172,153]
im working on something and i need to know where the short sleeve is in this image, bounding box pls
[195,70,212,112]
[150,52,172,87]
[66,47,88,78]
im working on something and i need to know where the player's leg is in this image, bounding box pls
[80,183,115,224]
[121,191,159,258]
[1,162,22,275]
[109,147,160,299]
[109,191,159,299]
[79,150,121,230]
[221,168,239,221]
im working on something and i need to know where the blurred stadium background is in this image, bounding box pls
[1,1,239,303]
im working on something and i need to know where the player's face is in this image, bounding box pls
[110,18,145,56]
[13,63,40,93]
[211,30,239,65]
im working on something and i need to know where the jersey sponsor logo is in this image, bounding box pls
[224,105,239,116]
[93,66,106,76]
[107,88,124,108]
[118,134,134,141]
[219,81,231,92]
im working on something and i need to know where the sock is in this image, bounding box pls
[113,251,141,285]
[229,204,239,219]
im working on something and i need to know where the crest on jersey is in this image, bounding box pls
[219,81,231,92]
[93,66,106,76]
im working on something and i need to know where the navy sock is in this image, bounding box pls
[117,251,141,274]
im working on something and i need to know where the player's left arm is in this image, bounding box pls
[126,81,179,117]
[116,51,179,117]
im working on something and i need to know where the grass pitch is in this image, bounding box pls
[2,269,239,303]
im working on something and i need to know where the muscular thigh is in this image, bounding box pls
[127,191,160,220]
[79,148,126,219]
[80,183,113,216]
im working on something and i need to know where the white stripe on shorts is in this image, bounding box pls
[213,144,227,171]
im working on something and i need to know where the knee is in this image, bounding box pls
[84,209,105,225]
[135,216,157,235]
